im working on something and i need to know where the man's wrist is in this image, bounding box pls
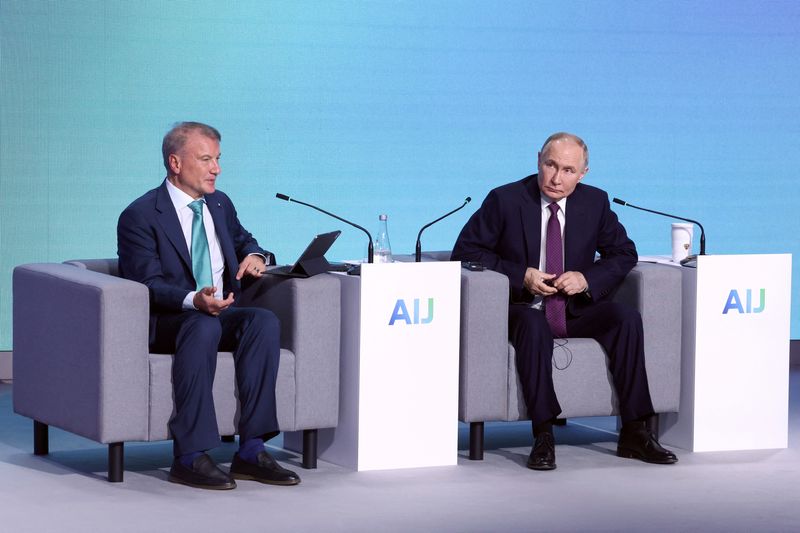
[183,291,198,310]
[247,252,269,265]
[581,282,592,299]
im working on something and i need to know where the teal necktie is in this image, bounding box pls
[188,200,213,290]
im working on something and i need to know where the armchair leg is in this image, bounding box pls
[108,442,124,483]
[302,429,318,469]
[554,418,567,426]
[33,420,49,455]
[469,422,484,460]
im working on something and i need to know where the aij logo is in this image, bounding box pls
[722,288,765,314]
[389,298,434,325]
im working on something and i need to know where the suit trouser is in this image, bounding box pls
[509,300,655,427]
[150,307,281,456]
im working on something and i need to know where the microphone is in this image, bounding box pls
[415,197,471,262]
[276,193,375,263]
[612,197,706,259]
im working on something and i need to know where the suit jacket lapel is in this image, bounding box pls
[155,182,192,271]
[563,187,587,272]
[522,176,542,268]
[206,193,238,275]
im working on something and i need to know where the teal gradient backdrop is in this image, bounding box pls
[2,1,799,348]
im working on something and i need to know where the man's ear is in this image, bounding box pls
[578,166,589,181]
[168,153,181,175]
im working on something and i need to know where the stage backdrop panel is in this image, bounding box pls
[2,1,799,349]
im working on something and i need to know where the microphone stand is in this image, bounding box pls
[415,197,471,262]
[276,193,374,263]
[612,197,706,264]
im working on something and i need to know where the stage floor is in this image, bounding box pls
[0,368,798,532]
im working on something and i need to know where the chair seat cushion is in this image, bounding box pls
[507,339,617,420]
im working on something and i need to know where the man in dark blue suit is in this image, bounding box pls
[118,122,300,489]
[452,132,676,470]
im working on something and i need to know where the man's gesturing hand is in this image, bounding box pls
[236,255,266,280]
[193,287,234,316]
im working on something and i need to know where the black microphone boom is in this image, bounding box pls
[612,197,706,256]
[415,197,471,262]
[276,193,375,263]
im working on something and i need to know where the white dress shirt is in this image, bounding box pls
[165,179,226,308]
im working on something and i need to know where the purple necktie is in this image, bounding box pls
[545,202,567,337]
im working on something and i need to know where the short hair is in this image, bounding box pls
[540,132,589,168]
[162,122,221,172]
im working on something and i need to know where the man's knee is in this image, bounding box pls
[246,308,280,338]
[606,302,643,329]
[510,307,550,335]
[179,312,223,347]
[512,313,542,332]
[509,306,553,354]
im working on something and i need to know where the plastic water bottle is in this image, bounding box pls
[374,214,393,263]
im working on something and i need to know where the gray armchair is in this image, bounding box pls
[456,259,683,459]
[12,259,341,481]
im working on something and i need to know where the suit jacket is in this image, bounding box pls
[451,174,637,311]
[117,180,272,314]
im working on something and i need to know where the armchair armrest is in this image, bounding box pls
[458,268,510,422]
[612,262,682,412]
[238,273,341,429]
[13,263,150,442]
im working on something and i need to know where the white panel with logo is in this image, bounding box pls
[357,261,460,469]
[310,261,461,471]
[661,253,792,452]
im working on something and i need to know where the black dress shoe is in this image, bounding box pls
[617,425,678,464]
[527,432,556,470]
[230,451,301,486]
[168,453,237,490]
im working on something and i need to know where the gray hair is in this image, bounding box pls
[540,132,589,167]
[162,122,221,172]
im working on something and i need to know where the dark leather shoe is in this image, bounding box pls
[168,453,236,490]
[617,425,678,464]
[527,432,556,470]
[230,451,301,486]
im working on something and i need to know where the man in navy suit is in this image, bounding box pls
[452,132,676,470]
[118,122,300,489]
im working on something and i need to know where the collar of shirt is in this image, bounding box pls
[539,193,567,216]
[165,178,202,214]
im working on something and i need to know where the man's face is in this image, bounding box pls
[168,130,221,199]
[537,139,588,201]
